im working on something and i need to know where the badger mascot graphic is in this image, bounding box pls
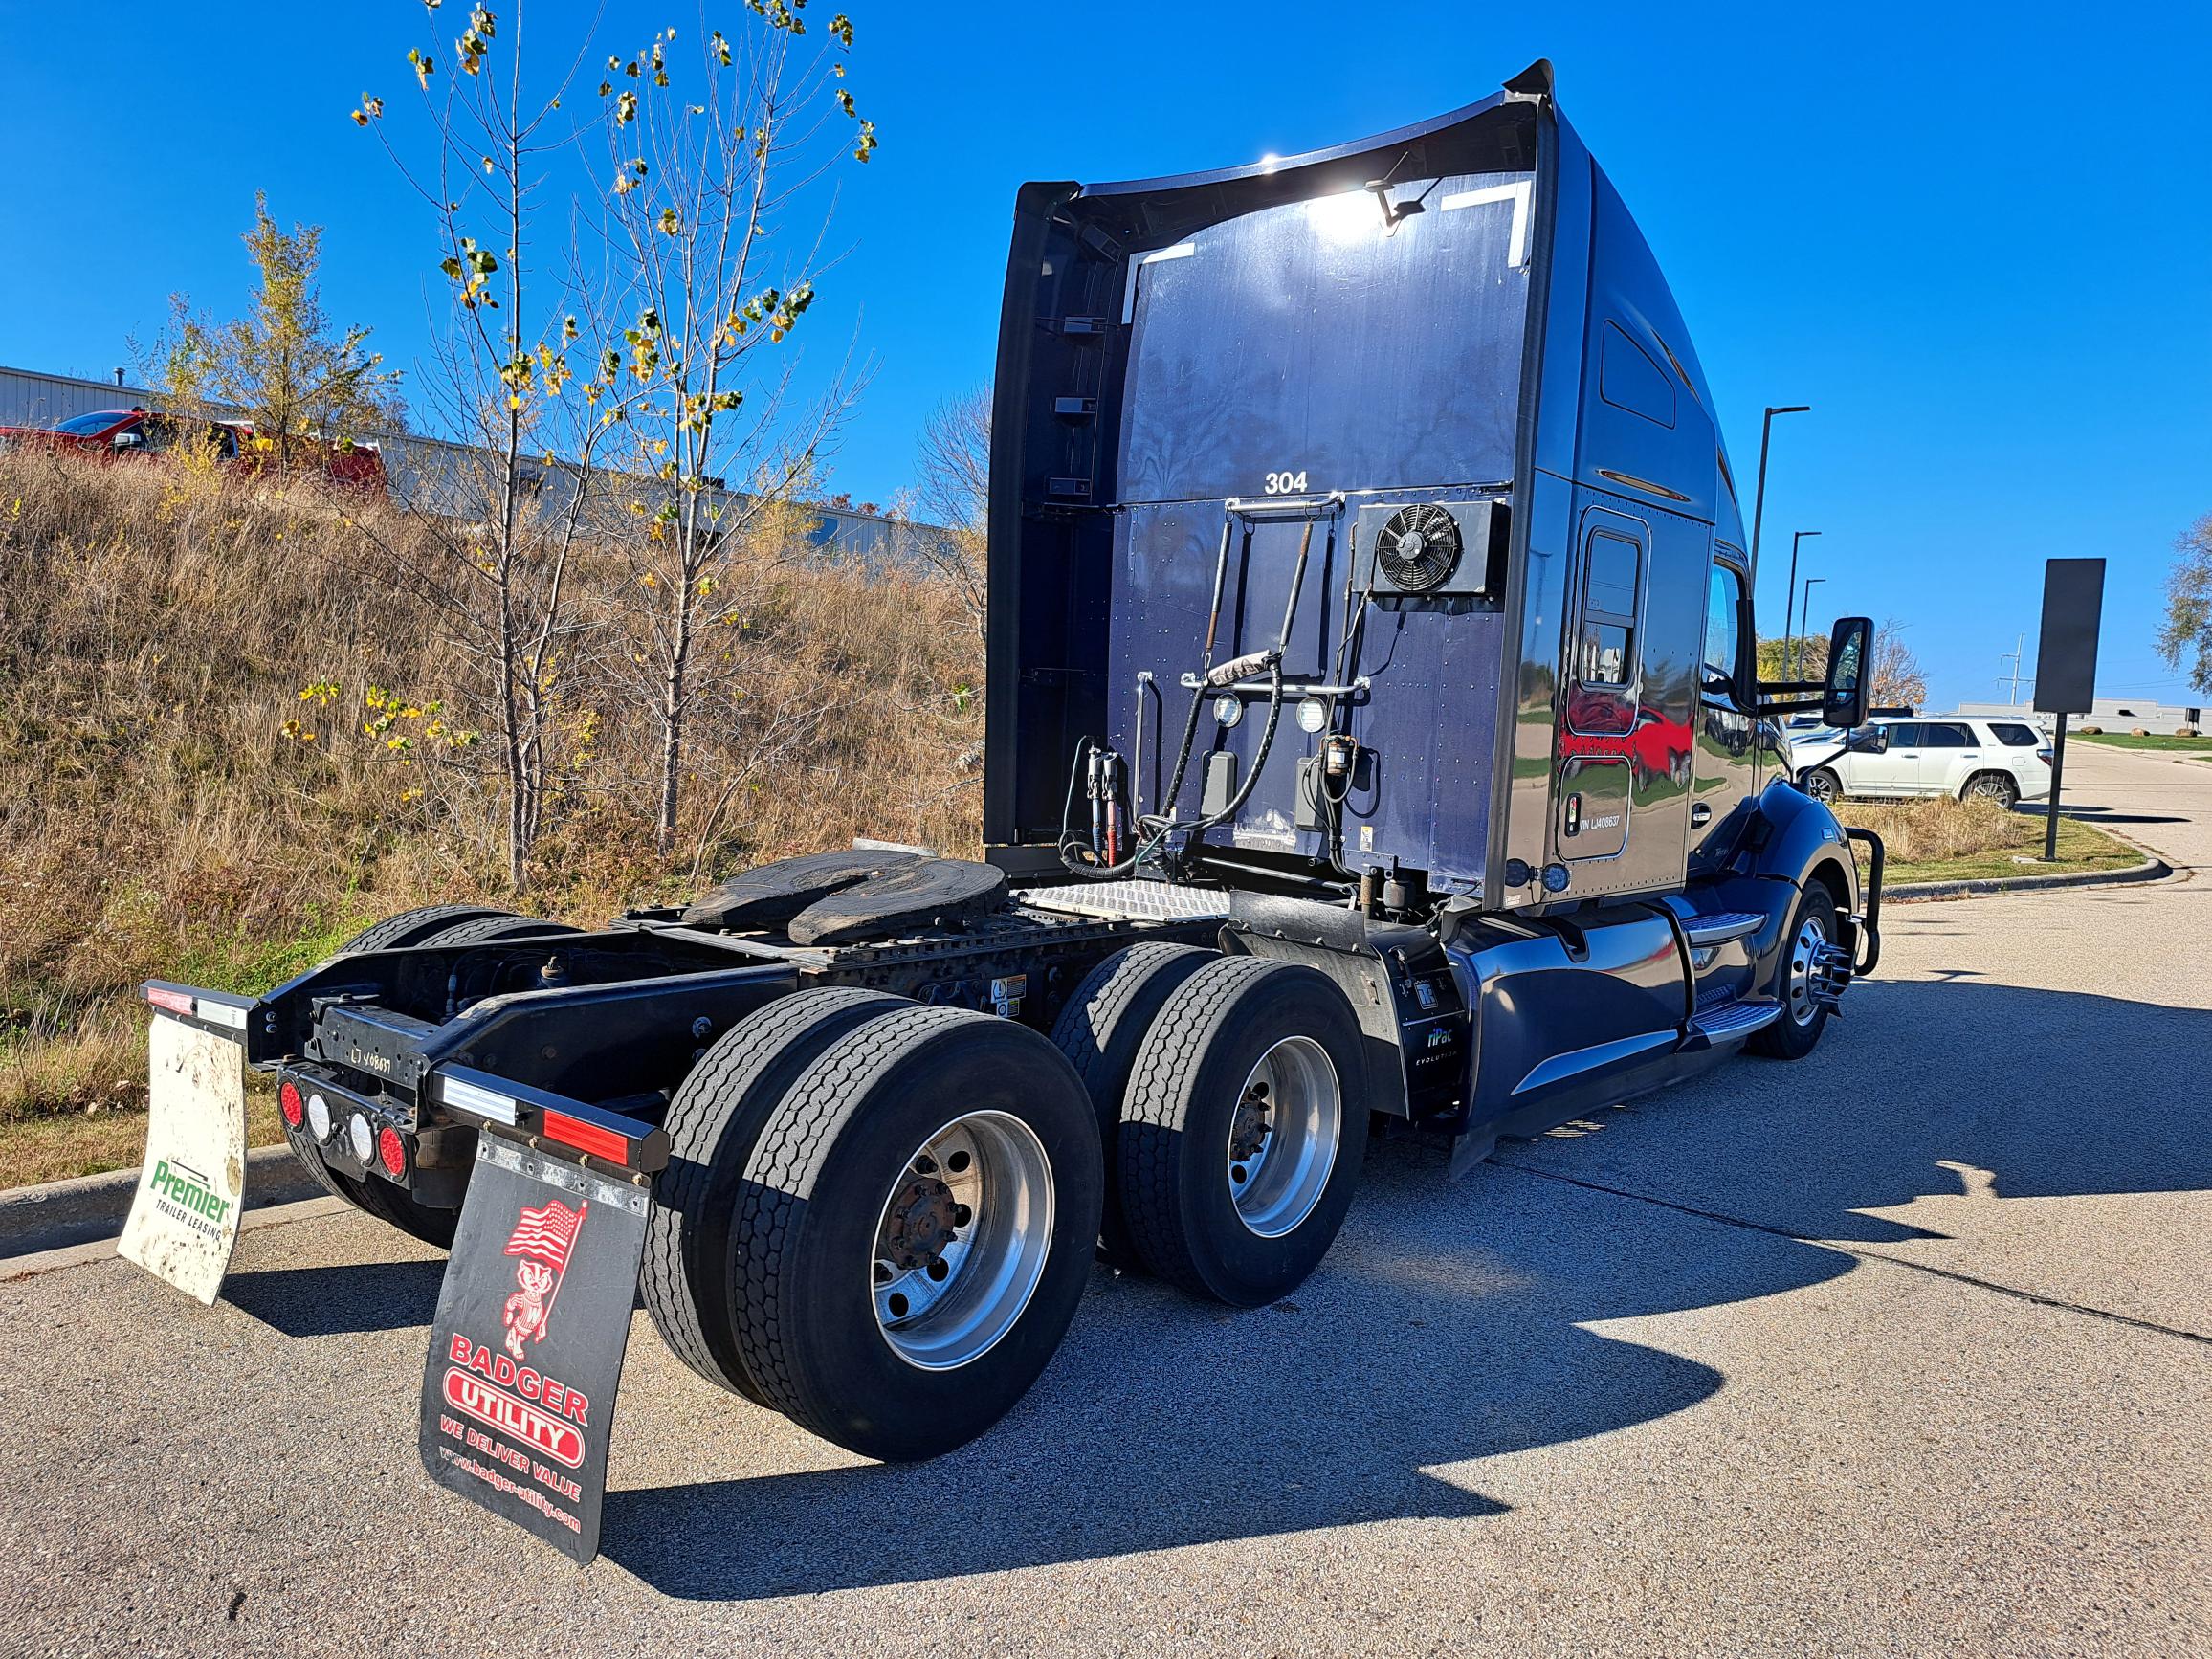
[501,1199,586,1360]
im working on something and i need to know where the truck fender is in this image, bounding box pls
[1695,780,1862,985]
[1218,894,1469,1123]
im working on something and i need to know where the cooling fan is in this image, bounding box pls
[1373,503,1464,593]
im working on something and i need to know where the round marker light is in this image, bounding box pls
[1212,694,1243,728]
[1296,697,1329,734]
[278,1080,304,1130]
[377,1125,408,1180]
[306,1092,332,1140]
[347,1112,375,1165]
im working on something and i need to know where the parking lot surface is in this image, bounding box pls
[3,743,2205,1657]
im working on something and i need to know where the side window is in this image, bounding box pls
[1702,561,1744,695]
[1989,723,2039,746]
[1923,723,1971,748]
[1886,722,1922,747]
[1577,531,1640,689]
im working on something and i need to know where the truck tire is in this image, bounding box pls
[1049,942,1213,1266]
[282,906,543,1250]
[341,904,513,954]
[283,1117,460,1249]
[1118,958,1368,1307]
[642,987,908,1405]
[730,1006,1103,1461]
[1748,884,1839,1060]
[416,914,581,946]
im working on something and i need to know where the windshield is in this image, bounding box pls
[54,410,130,435]
[1117,170,1536,504]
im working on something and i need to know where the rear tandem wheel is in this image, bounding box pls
[724,1006,1104,1461]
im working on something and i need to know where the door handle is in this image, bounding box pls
[1691,803,1713,827]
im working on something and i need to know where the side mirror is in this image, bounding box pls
[1847,725,1890,754]
[1823,616,1873,728]
[112,429,144,451]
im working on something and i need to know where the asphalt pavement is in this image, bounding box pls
[1,742,2204,1657]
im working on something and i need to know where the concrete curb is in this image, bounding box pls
[1887,852,2172,902]
[0,1143,322,1260]
[0,1194,348,1287]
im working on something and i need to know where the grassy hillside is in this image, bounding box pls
[0,451,982,1182]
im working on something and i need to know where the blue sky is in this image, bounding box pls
[3,1,2207,713]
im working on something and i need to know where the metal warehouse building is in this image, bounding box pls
[0,363,944,569]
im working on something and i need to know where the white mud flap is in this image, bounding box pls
[119,1014,248,1304]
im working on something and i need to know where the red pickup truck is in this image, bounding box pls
[0,407,387,491]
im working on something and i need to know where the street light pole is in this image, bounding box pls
[1800,578,1826,679]
[1783,530,1823,680]
[1749,405,1811,586]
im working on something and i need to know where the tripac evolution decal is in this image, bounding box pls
[419,1139,650,1563]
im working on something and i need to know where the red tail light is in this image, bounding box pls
[377,1125,408,1179]
[278,1080,305,1129]
[542,1109,627,1164]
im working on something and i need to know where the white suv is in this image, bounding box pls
[1795,716,2053,807]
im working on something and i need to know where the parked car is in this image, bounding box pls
[0,407,387,491]
[1796,715,2053,807]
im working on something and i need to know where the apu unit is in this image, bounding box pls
[1352,498,1506,601]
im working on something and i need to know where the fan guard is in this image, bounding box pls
[1374,504,1463,593]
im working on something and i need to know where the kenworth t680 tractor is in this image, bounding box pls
[124,61,1882,1561]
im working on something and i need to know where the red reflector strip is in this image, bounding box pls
[146,986,195,1017]
[542,1109,629,1165]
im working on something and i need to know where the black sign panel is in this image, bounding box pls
[418,1138,649,1563]
[2033,558,2106,715]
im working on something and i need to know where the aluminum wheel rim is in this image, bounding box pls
[1784,913,1829,1027]
[1226,1035,1341,1239]
[870,1110,1054,1372]
[1967,776,2011,804]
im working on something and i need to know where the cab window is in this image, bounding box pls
[1577,532,1640,689]
[1702,560,1745,697]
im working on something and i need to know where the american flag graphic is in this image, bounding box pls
[504,1199,586,1271]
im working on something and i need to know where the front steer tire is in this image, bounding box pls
[1118,958,1368,1307]
[730,1006,1104,1462]
[642,987,907,1405]
[1748,884,1840,1060]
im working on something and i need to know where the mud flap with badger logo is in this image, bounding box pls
[418,1136,650,1563]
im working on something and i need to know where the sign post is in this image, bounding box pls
[2031,558,2106,862]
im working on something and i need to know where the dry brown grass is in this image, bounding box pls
[0,449,981,1165]
[1832,796,2138,882]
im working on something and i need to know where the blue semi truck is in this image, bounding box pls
[128,61,1882,1557]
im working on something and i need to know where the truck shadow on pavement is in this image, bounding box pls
[223,1257,447,1336]
[599,977,2208,1602]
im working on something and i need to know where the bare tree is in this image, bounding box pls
[2158,511,2212,696]
[907,386,989,636]
[1869,621,1928,711]
[589,10,875,855]
[1759,617,1927,711]
[352,3,623,888]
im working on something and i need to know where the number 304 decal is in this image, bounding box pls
[1262,470,1309,495]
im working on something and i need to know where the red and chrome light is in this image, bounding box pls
[376,1125,408,1180]
[278,1079,305,1130]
